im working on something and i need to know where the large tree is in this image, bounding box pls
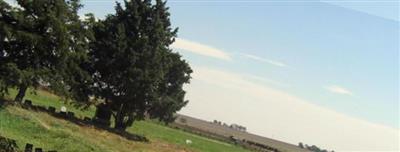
[90,0,192,130]
[0,0,92,102]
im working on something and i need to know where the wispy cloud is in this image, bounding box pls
[239,53,286,67]
[245,74,290,88]
[182,66,398,151]
[171,38,232,61]
[325,85,353,96]
[322,0,399,21]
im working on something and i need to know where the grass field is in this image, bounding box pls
[0,89,250,152]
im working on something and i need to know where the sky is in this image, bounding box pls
[6,0,399,151]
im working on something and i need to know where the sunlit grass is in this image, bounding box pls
[0,89,250,152]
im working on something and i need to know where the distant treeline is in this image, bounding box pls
[298,142,335,152]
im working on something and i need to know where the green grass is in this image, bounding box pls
[0,106,104,151]
[6,88,96,118]
[0,89,250,152]
[130,121,240,152]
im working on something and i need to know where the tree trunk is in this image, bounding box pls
[114,105,126,131]
[114,114,124,130]
[14,84,28,102]
[113,103,136,131]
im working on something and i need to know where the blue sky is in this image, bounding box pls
[6,0,399,150]
[72,0,398,128]
[82,0,399,150]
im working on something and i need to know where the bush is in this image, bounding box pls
[0,136,18,152]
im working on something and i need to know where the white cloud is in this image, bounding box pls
[244,74,290,88]
[180,66,399,151]
[326,85,353,96]
[239,53,287,67]
[171,38,232,61]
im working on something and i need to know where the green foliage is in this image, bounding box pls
[89,0,192,130]
[0,136,18,152]
[299,142,335,152]
[0,0,92,103]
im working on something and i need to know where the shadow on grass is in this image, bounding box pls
[0,98,11,110]
[16,101,149,143]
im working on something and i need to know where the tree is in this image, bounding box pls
[298,142,304,148]
[0,0,92,102]
[89,0,192,131]
[147,53,192,123]
[301,142,334,152]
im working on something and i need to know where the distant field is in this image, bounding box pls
[0,89,250,152]
[174,115,310,152]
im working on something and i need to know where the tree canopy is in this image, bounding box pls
[0,0,92,103]
[89,0,192,130]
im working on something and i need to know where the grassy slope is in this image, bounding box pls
[0,89,250,152]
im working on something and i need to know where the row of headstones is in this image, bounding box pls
[0,135,56,152]
[23,100,83,121]
[20,100,148,142]
[23,100,115,126]
[24,143,57,152]
[22,100,112,130]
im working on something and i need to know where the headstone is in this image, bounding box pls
[59,111,67,117]
[67,112,75,118]
[24,100,32,107]
[34,148,43,152]
[185,139,192,144]
[24,143,33,152]
[36,106,47,112]
[60,106,67,112]
[48,106,56,113]
[93,103,111,126]
[84,117,91,122]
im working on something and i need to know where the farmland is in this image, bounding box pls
[173,115,309,152]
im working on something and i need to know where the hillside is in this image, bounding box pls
[0,89,250,152]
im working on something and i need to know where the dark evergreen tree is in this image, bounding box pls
[148,52,192,123]
[0,0,92,103]
[90,0,191,130]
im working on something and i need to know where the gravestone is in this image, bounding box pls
[59,106,67,118]
[24,100,32,107]
[36,106,47,112]
[59,111,67,117]
[84,117,91,122]
[60,106,67,112]
[34,148,42,152]
[48,106,56,113]
[24,143,33,152]
[67,112,75,118]
[93,103,112,127]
